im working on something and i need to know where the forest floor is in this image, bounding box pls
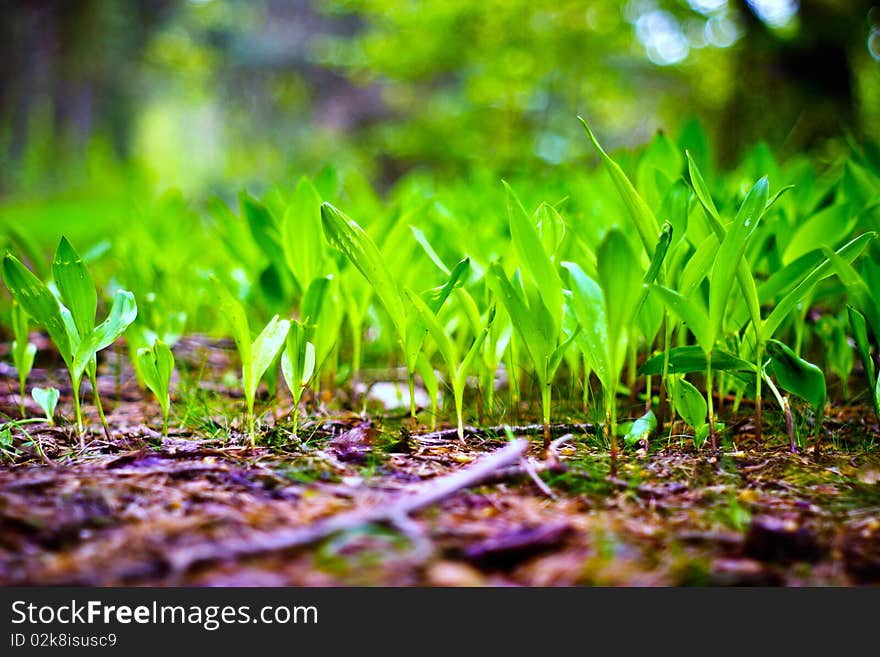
[1,337,879,586]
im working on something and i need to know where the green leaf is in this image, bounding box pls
[766,339,826,412]
[673,377,707,429]
[623,409,656,447]
[548,325,581,378]
[2,253,74,366]
[562,264,610,390]
[643,223,673,285]
[423,257,470,314]
[597,229,641,374]
[709,177,768,338]
[847,306,879,421]
[579,116,660,256]
[301,276,332,334]
[678,232,719,299]
[282,177,324,289]
[820,246,880,340]
[504,182,563,334]
[241,192,286,274]
[686,151,720,225]
[639,346,756,376]
[86,289,138,354]
[31,386,59,419]
[248,315,291,403]
[281,321,316,403]
[11,302,35,383]
[404,288,458,374]
[415,352,439,406]
[782,203,855,264]
[210,274,253,369]
[52,237,97,340]
[137,340,174,417]
[487,262,551,380]
[761,232,876,340]
[652,285,713,350]
[321,202,407,340]
[688,155,762,331]
[410,225,451,275]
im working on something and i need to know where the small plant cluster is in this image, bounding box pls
[2,118,879,460]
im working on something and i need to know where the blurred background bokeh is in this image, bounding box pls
[1,0,878,222]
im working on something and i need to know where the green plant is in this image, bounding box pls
[652,176,770,450]
[210,275,290,446]
[137,340,175,436]
[487,186,575,449]
[320,201,466,423]
[2,238,137,443]
[10,302,36,418]
[281,320,316,434]
[563,224,670,470]
[31,387,60,425]
[406,290,493,441]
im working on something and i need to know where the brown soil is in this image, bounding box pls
[1,338,878,586]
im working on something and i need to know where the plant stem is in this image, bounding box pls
[541,379,552,452]
[89,369,111,441]
[754,341,764,446]
[607,384,618,478]
[72,377,84,449]
[408,372,417,423]
[763,371,795,453]
[247,395,256,448]
[582,354,591,414]
[18,377,26,419]
[658,318,673,432]
[706,353,716,451]
[627,342,637,403]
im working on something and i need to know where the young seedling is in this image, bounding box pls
[406,290,493,441]
[281,320,316,435]
[849,306,880,425]
[321,202,466,423]
[564,224,671,473]
[31,387,60,425]
[137,340,175,437]
[210,275,290,446]
[2,238,137,444]
[487,185,575,449]
[31,387,61,426]
[653,177,769,450]
[10,302,36,418]
[764,339,826,452]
